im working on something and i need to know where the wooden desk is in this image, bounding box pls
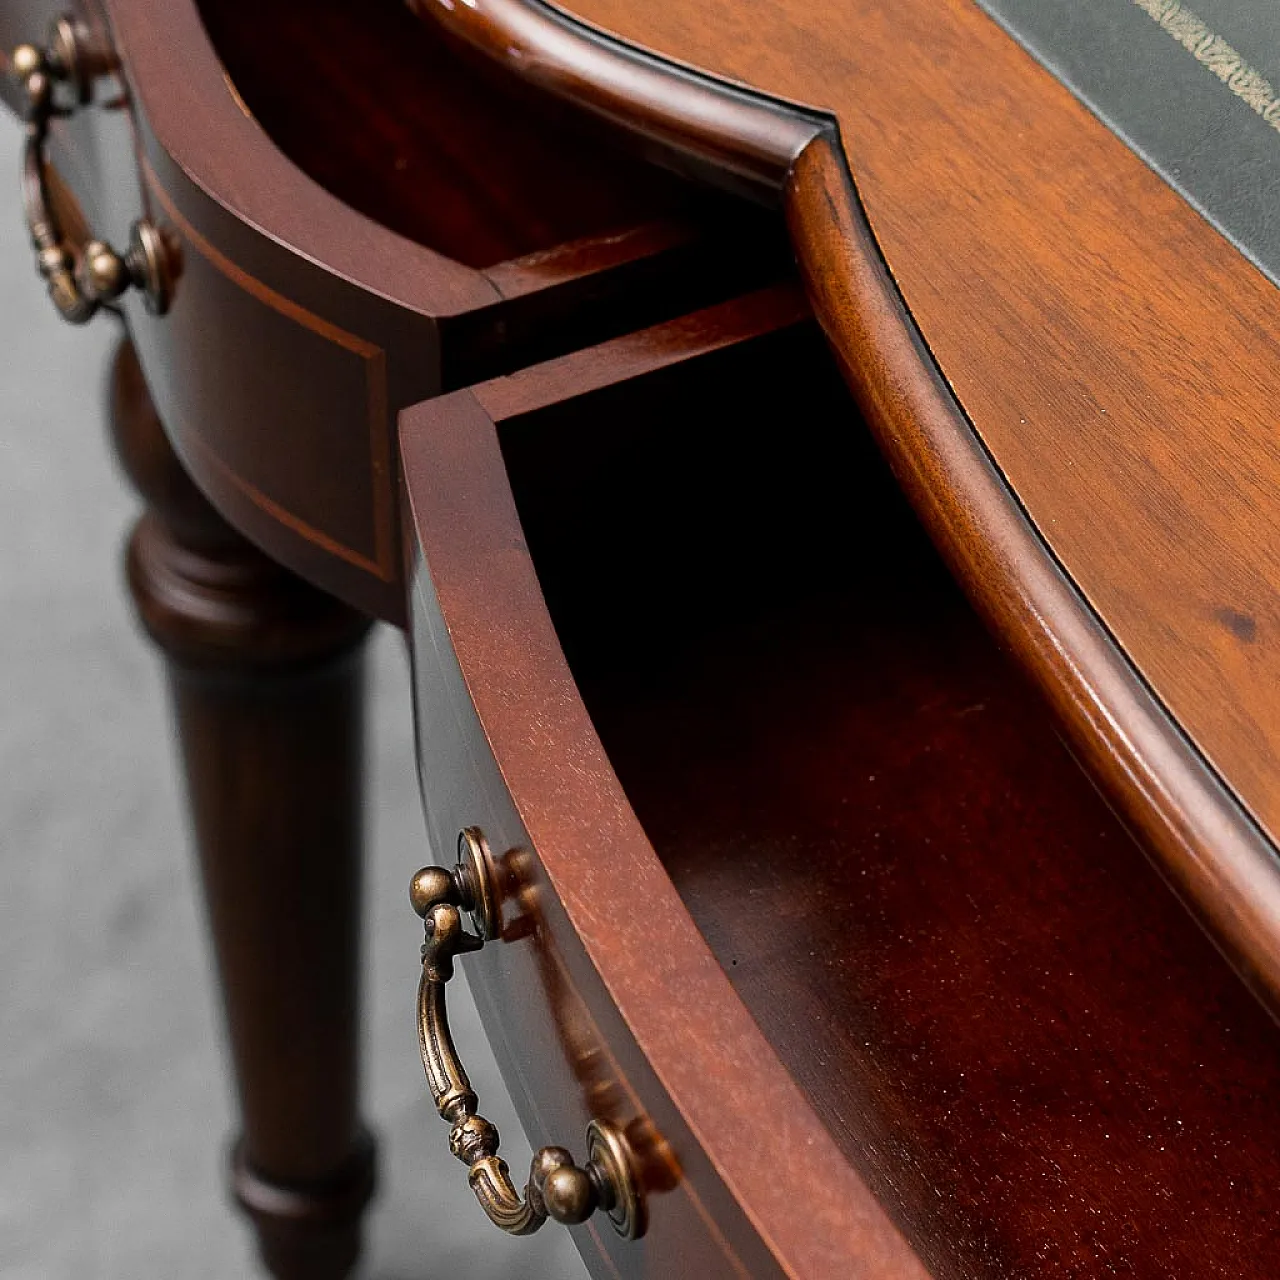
[5,0,1280,1276]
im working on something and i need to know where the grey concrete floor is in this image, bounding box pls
[0,111,585,1280]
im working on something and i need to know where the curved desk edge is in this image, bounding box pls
[406,0,825,200]
[787,136,1280,1014]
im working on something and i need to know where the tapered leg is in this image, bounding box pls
[108,339,376,1279]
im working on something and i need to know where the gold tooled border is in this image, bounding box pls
[1131,0,1280,135]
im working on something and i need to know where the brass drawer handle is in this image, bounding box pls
[410,827,645,1240]
[11,16,171,324]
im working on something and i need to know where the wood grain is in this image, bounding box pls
[196,0,694,270]
[512,320,1280,1278]
[485,0,1280,842]
[404,295,1280,1277]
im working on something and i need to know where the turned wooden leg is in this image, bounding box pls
[108,339,377,1279]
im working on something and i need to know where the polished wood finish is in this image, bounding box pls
[783,139,1280,1016]
[197,0,690,269]
[404,295,1280,1278]
[413,0,1280,1014]
[192,0,791,386]
[406,0,820,201]
[111,340,375,1279]
[518,322,1280,1279]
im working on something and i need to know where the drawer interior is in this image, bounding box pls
[196,0,720,269]
[498,325,1280,1278]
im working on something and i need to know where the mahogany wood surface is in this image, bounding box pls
[110,340,376,1279]
[1,5,792,1275]
[516,322,1280,1279]
[193,0,793,385]
[403,293,1280,1277]
[413,0,1280,1016]
[196,0,690,270]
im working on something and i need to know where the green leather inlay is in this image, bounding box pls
[973,0,1280,286]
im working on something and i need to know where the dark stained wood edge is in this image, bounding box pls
[103,0,499,319]
[483,218,728,301]
[473,278,811,418]
[399,292,934,1277]
[406,0,824,202]
[106,0,793,349]
[408,0,1280,1014]
[784,137,1280,1015]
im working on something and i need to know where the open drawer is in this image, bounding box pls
[5,0,782,621]
[399,288,1280,1278]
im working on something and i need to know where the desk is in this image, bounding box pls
[5,1,1280,1277]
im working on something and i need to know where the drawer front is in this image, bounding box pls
[109,0,460,623]
[398,291,931,1280]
